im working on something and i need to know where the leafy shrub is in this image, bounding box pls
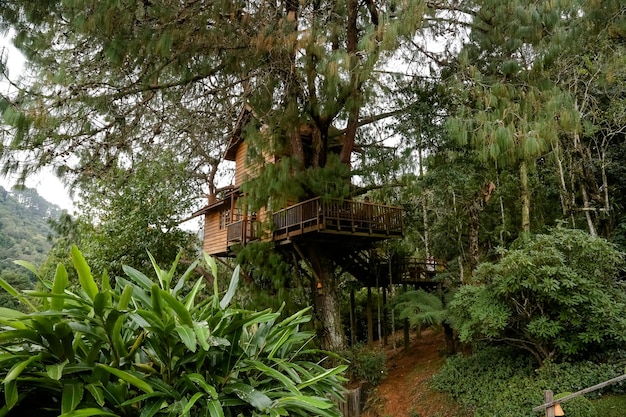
[554,392,597,417]
[449,228,626,364]
[432,346,626,417]
[0,246,347,416]
[341,344,387,386]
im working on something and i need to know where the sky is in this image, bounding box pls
[1,34,75,212]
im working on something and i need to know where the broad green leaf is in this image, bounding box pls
[203,253,218,281]
[117,285,134,310]
[12,260,39,277]
[220,265,240,309]
[119,391,166,406]
[71,245,98,301]
[116,277,151,306]
[223,383,272,411]
[296,365,347,390]
[101,270,111,291]
[0,276,37,312]
[58,408,118,417]
[148,251,169,290]
[51,263,69,311]
[275,395,337,417]
[121,266,153,291]
[160,289,193,326]
[186,374,218,399]
[172,259,198,296]
[184,278,204,311]
[0,329,40,343]
[4,380,17,410]
[46,360,69,380]
[96,364,153,394]
[181,392,204,416]
[206,399,225,417]
[138,399,165,417]
[3,353,42,384]
[203,253,219,308]
[93,292,107,317]
[175,324,197,352]
[193,322,211,351]
[244,361,298,394]
[85,384,105,407]
[62,382,84,414]
[151,284,163,317]
[0,307,27,320]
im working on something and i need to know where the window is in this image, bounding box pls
[219,209,231,229]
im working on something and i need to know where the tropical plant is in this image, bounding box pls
[392,289,447,331]
[0,246,347,416]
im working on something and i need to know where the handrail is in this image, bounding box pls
[272,197,403,236]
[533,374,626,414]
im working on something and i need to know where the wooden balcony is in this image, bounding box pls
[272,197,403,243]
[226,215,258,247]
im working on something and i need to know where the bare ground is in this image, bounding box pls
[361,329,470,417]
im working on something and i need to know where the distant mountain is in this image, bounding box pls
[0,186,62,308]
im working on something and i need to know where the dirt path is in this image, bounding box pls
[362,330,468,417]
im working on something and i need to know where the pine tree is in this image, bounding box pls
[447,0,580,234]
[0,1,459,350]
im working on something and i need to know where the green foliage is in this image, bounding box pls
[432,346,624,417]
[592,394,626,417]
[391,289,446,329]
[554,392,597,417]
[341,344,387,387]
[0,247,347,416]
[0,186,61,308]
[449,228,626,364]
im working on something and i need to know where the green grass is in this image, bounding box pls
[592,394,626,417]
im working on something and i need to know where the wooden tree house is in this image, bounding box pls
[192,108,444,349]
[193,107,404,258]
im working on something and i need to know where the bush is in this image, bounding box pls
[432,346,626,417]
[341,344,387,386]
[555,392,597,417]
[449,228,626,364]
[0,246,347,416]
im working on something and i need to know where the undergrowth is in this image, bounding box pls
[431,346,626,417]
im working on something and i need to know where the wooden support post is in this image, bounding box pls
[350,288,357,347]
[367,286,373,345]
[545,390,555,417]
[403,282,409,351]
[382,286,388,346]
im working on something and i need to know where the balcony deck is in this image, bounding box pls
[271,197,403,243]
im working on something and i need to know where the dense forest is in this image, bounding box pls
[1,1,626,416]
[0,186,60,308]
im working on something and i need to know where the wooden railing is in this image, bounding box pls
[272,197,403,240]
[226,216,257,246]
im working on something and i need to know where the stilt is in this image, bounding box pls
[382,286,388,346]
[350,288,357,346]
[403,282,409,351]
[367,286,373,345]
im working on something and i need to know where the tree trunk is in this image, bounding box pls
[418,148,430,258]
[520,160,531,233]
[307,244,346,351]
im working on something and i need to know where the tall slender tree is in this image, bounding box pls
[446,0,580,234]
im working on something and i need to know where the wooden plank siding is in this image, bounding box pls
[203,210,229,255]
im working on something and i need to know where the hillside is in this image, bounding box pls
[0,186,62,308]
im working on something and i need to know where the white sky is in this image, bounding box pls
[1,34,75,212]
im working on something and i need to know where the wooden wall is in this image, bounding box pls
[203,210,228,256]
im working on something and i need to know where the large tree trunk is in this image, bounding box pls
[307,243,346,351]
